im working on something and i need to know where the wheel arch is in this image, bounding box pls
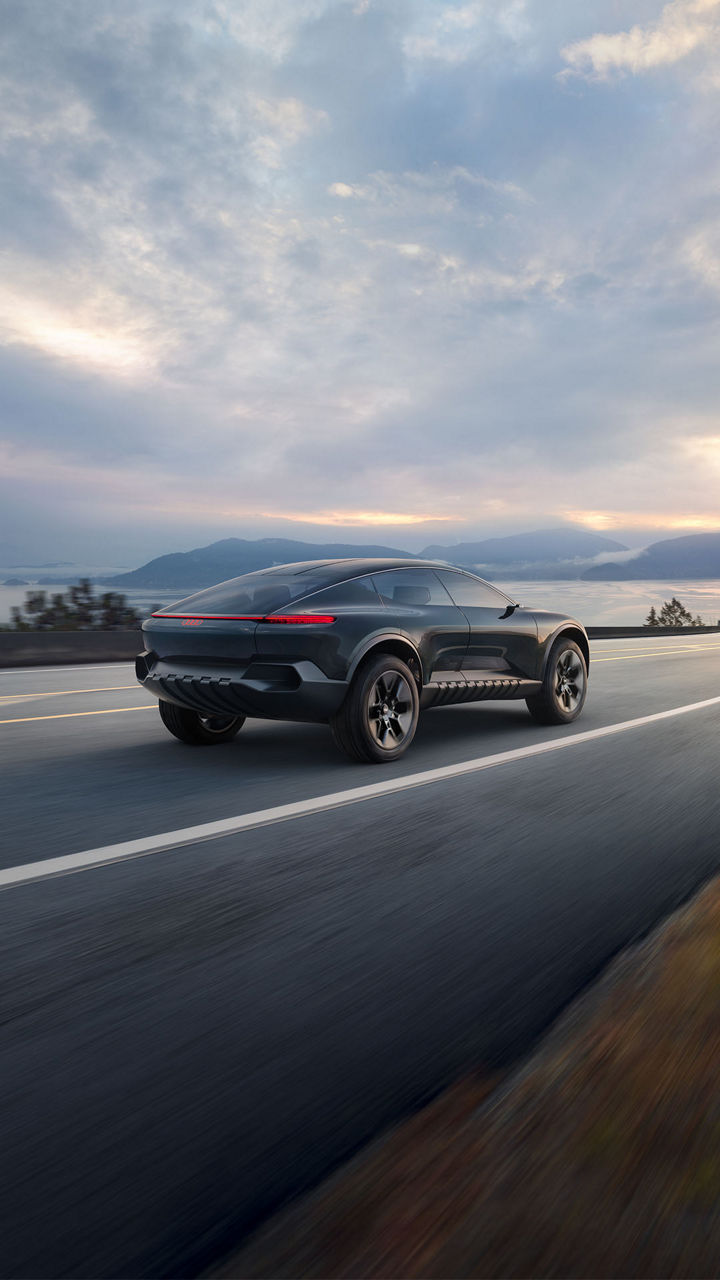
[541,625,590,677]
[347,633,423,688]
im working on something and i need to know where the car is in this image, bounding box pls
[135,558,589,763]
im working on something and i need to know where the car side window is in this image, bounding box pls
[371,569,455,607]
[435,570,512,610]
[299,575,383,607]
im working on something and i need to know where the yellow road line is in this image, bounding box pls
[594,646,720,663]
[0,685,139,704]
[0,706,156,725]
[593,648,715,658]
[591,643,720,656]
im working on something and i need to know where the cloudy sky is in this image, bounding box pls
[2,0,720,565]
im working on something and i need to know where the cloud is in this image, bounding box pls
[560,0,720,79]
[1,0,720,564]
[403,1,529,65]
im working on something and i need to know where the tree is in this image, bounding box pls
[11,579,142,631]
[644,606,659,627]
[653,597,704,628]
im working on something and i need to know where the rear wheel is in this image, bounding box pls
[158,700,245,744]
[526,637,587,725]
[330,654,420,763]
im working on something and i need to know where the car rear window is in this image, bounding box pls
[371,569,455,607]
[155,567,343,616]
[297,575,382,608]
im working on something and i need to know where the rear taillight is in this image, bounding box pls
[263,615,336,625]
[151,612,335,624]
[152,613,263,620]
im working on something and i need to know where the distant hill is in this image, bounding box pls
[583,531,720,580]
[108,528,642,590]
[421,527,628,579]
[109,537,417,590]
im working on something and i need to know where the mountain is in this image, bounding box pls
[583,531,720,580]
[108,527,640,590]
[109,537,417,590]
[421,527,628,579]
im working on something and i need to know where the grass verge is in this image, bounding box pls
[214,875,720,1278]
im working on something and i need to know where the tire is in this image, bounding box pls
[330,653,420,763]
[526,637,587,725]
[158,700,245,745]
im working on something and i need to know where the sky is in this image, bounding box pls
[2,0,720,566]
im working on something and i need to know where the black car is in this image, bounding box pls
[136,558,589,763]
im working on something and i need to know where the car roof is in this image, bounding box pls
[278,557,464,583]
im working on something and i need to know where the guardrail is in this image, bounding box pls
[0,631,142,668]
[586,625,720,639]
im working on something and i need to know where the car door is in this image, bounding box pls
[434,569,539,678]
[371,568,469,682]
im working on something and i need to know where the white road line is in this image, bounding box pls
[2,693,720,892]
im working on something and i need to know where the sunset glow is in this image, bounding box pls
[563,510,720,533]
[256,510,459,527]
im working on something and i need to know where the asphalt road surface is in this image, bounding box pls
[1,635,719,1277]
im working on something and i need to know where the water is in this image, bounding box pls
[500,580,720,627]
[1,579,720,627]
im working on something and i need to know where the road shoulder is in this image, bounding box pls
[216,872,720,1279]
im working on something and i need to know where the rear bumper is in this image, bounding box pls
[136,652,348,723]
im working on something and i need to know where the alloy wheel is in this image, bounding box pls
[367,671,414,749]
[554,649,585,713]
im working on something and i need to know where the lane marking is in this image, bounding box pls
[591,643,720,656]
[0,662,134,677]
[0,706,155,725]
[593,645,720,663]
[590,638,720,648]
[0,685,139,704]
[2,693,719,891]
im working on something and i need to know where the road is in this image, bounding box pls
[0,635,719,1277]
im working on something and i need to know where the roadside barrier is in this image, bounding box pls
[586,625,720,638]
[0,631,142,667]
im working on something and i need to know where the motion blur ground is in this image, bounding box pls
[220,875,720,1280]
[0,636,719,1276]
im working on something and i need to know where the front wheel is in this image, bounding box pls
[158,700,245,744]
[330,654,420,763]
[526,637,587,725]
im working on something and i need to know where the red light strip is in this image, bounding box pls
[152,612,336,624]
[152,613,263,620]
[264,615,336,625]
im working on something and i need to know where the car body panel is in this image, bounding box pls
[141,616,259,665]
[531,611,590,677]
[369,568,469,679]
[458,606,539,677]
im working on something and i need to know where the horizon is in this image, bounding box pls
[4,520,720,583]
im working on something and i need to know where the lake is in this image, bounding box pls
[2,579,720,627]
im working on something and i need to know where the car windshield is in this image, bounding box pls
[155,566,341,616]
